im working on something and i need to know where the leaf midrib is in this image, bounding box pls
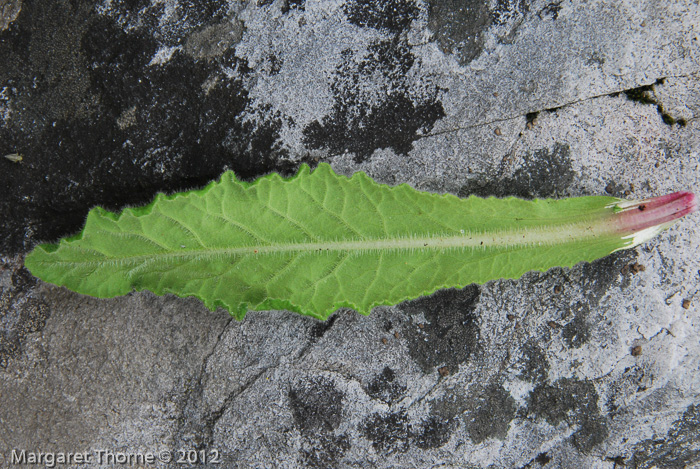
[45,218,619,267]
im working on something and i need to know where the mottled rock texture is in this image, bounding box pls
[1,0,699,468]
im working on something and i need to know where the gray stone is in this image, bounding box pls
[0,0,21,32]
[1,0,699,468]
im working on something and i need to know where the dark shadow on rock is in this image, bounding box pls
[0,4,295,254]
[494,0,531,42]
[561,302,591,349]
[459,142,575,199]
[309,312,339,341]
[430,383,516,445]
[362,411,411,454]
[300,433,351,469]
[289,376,345,433]
[0,263,50,368]
[428,0,493,65]
[289,376,350,467]
[281,0,307,14]
[105,0,231,46]
[517,340,550,384]
[464,384,517,444]
[401,285,481,375]
[364,366,407,404]
[345,0,419,33]
[413,415,455,449]
[494,0,531,24]
[303,37,445,162]
[527,377,608,453]
[630,404,700,469]
[361,409,455,453]
[556,249,639,350]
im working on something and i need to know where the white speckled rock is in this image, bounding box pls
[1,1,698,468]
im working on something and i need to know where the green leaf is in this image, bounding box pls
[24,163,697,320]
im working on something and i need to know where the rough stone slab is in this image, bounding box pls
[1,0,699,468]
[0,0,21,32]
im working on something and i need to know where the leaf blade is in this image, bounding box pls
[25,163,693,319]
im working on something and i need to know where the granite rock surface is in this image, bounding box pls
[1,1,699,467]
